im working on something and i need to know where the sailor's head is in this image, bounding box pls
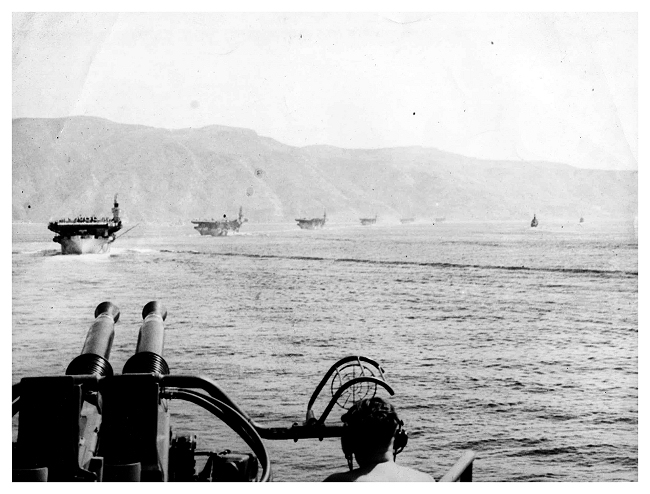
[340,397,406,465]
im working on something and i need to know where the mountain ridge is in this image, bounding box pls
[12,116,637,224]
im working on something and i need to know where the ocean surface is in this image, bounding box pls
[11,219,638,481]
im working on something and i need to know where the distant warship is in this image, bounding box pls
[531,214,539,228]
[192,207,247,236]
[47,194,123,255]
[296,210,327,230]
[360,215,377,226]
[400,218,415,224]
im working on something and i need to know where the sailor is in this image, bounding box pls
[323,397,434,482]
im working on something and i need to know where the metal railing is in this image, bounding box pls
[439,450,476,482]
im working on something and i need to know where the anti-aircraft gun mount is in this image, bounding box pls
[12,301,475,482]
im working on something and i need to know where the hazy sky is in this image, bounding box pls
[12,12,638,170]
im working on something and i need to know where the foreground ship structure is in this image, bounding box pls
[296,210,327,230]
[47,195,122,255]
[192,207,247,236]
[11,301,476,482]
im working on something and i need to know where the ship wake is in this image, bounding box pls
[160,250,638,278]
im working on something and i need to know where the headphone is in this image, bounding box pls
[394,420,409,455]
[341,419,409,471]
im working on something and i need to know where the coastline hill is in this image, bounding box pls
[13,116,637,223]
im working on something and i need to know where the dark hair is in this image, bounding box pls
[341,397,401,450]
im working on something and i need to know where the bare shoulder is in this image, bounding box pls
[393,464,436,482]
[324,464,435,482]
[356,463,435,482]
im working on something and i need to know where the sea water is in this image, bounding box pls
[11,220,638,481]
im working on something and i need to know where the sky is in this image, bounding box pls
[12,11,639,171]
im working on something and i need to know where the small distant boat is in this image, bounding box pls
[530,214,538,228]
[400,218,415,224]
[296,210,327,230]
[434,217,446,223]
[579,217,584,223]
[360,215,377,226]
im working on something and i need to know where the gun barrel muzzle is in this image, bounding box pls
[135,301,167,355]
[122,301,170,375]
[66,302,120,377]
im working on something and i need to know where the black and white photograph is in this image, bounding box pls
[11,10,639,482]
